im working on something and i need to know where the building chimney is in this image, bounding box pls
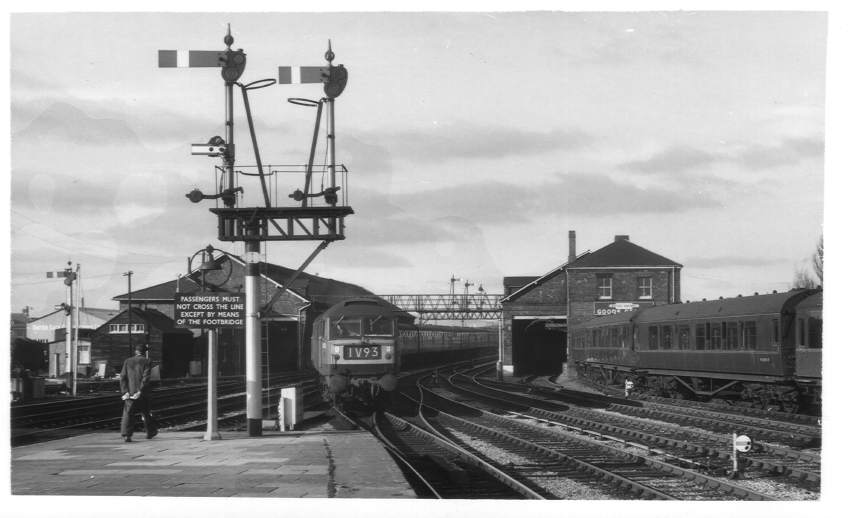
[568,230,576,263]
[614,235,630,242]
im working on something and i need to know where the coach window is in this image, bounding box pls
[808,317,822,348]
[695,323,706,350]
[597,274,613,300]
[648,326,659,350]
[726,322,739,349]
[592,329,599,347]
[742,321,757,350]
[638,277,652,299]
[619,326,627,348]
[661,325,673,349]
[797,318,806,347]
[771,319,780,346]
[710,324,722,349]
[678,325,690,349]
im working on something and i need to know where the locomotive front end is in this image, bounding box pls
[311,298,404,407]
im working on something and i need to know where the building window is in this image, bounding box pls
[638,277,652,299]
[597,274,612,299]
[78,345,90,365]
[109,324,145,334]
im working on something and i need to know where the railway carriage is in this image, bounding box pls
[571,289,822,412]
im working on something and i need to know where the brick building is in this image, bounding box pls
[500,232,681,377]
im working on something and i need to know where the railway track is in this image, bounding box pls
[468,372,821,488]
[502,374,821,448]
[414,375,770,500]
[10,372,317,444]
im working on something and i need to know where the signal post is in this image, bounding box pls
[159,26,353,436]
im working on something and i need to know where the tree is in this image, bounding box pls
[813,234,823,285]
[792,235,823,289]
[793,268,818,289]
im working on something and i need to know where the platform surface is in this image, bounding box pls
[11,430,416,498]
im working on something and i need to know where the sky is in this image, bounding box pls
[7,9,833,319]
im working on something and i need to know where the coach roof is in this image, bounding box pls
[632,289,817,324]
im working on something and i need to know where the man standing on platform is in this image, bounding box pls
[120,343,158,442]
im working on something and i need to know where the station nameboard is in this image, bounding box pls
[175,293,246,328]
[593,301,651,317]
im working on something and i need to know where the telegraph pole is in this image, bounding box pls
[72,264,81,396]
[123,271,133,356]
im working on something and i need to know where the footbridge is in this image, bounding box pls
[378,294,503,322]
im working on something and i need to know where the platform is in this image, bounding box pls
[11,430,415,498]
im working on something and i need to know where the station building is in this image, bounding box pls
[500,232,682,377]
[109,252,376,378]
[25,307,119,378]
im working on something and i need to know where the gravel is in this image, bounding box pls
[448,428,614,499]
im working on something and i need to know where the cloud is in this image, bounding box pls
[359,123,593,164]
[735,136,824,170]
[620,136,824,175]
[620,146,719,173]
[12,101,142,145]
[391,172,721,224]
[684,255,787,269]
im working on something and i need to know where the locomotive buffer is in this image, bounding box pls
[159,26,354,436]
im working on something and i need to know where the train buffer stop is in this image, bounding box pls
[11,430,415,498]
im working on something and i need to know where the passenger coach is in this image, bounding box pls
[571,289,821,412]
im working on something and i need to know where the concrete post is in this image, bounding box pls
[245,240,262,436]
[204,329,221,440]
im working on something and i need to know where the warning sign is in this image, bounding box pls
[174,293,246,328]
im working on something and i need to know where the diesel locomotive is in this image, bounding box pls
[310,297,496,406]
[570,288,822,413]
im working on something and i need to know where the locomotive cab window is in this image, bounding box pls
[331,318,362,338]
[364,316,394,336]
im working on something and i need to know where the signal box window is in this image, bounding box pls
[638,277,652,299]
[597,275,613,300]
